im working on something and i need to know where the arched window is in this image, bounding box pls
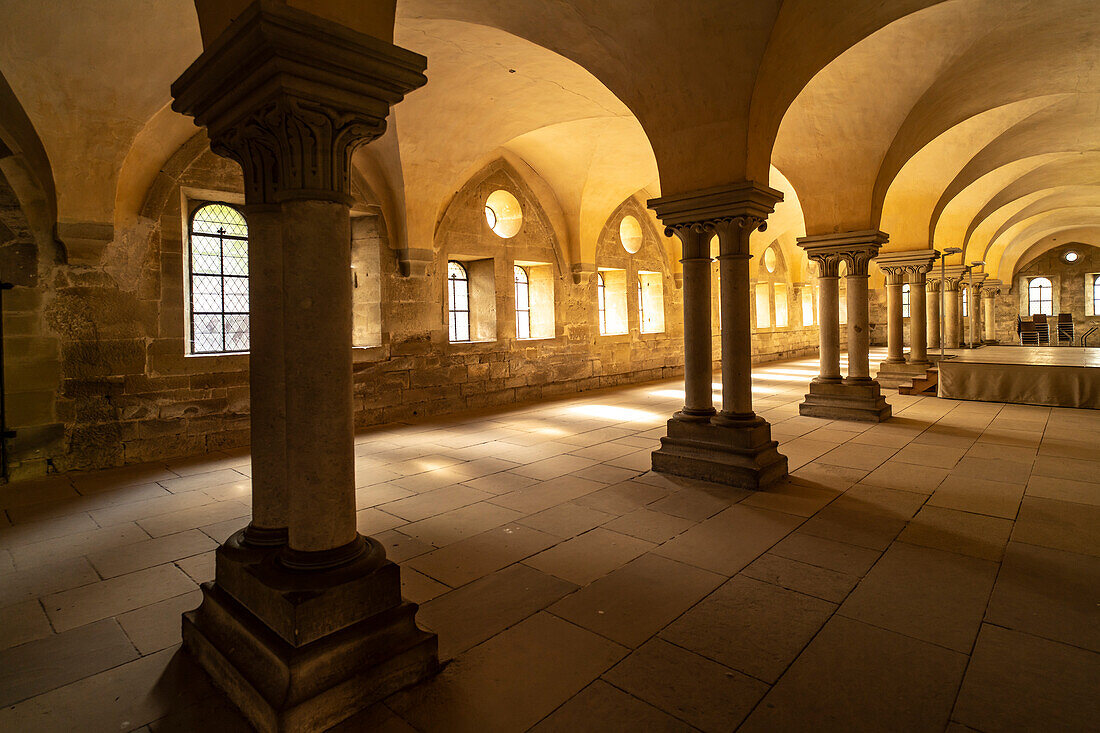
[901,283,910,318]
[961,287,968,317]
[448,261,470,342]
[1028,277,1053,316]
[514,265,531,339]
[188,203,249,354]
[636,280,645,328]
[597,272,607,335]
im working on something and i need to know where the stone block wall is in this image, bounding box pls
[992,243,1100,344]
[0,143,823,481]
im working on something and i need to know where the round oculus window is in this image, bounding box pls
[619,215,643,253]
[1064,250,1079,263]
[485,190,522,238]
[763,246,777,273]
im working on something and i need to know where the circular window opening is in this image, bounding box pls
[619,215,643,253]
[485,190,522,238]
[1064,250,1079,263]
[763,246,777,273]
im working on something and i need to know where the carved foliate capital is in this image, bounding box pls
[172,0,427,204]
[211,97,387,203]
[711,215,767,258]
[880,266,908,287]
[798,230,887,280]
[664,222,713,261]
[927,278,942,293]
[651,182,781,261]
[808,252,842,278]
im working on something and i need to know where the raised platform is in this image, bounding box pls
[937,346,1100,408]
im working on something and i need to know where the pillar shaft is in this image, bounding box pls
[909,272,928,364]
[282,199,359,560]
[715,218,757,420]
[676,227,716,419]
[242,204,288,544]
[814,257,841,381]
[927,281,941,350]
[983,291,998,342]
[884,272,906,363]
[845,272,870,380]
[944,285,960,348]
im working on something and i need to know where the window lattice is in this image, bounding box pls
[597,272,607,335]
[514,265,531,339]
[902,283,910,318]
[448,261,471,342]
[1028,277,1052,316]
[189,203,249,354]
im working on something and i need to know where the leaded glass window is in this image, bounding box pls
[597,272,607,335]
[514,265,531,339]
[902,283,910,318]
[1028,277,1052,316]
[189,203,248,354]
[448,261,470,342]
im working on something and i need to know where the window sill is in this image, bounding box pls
[185,351,248,358]
[515,336,556,342]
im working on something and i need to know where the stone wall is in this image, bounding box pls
[0,145,824,482]
[991,243,1100,344]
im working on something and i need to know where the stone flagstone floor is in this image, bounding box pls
[0,349,1097,732]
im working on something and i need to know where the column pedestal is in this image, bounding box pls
[182,534,437,733]
[649,184,787,490]
[171,5,436,731]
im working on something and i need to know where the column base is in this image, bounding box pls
[982,338,999,345]
[875,358,933,388]
[182,531,438,733]
[651,416,788,490]
[799,380,892,422]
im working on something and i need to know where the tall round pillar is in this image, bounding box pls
[814,256,842,382]
[909,269,929,365]
[281,198,361,565]
[944,283,960,348]
[242,204,288,545]
[671,225,716,420]
[884,270,906,363]
[845,265,871,381]
[927,279,941,350]
[714,217,760,421]
[982,289,999,343]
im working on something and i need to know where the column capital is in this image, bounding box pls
[171,1,427,204]
[651,181,782,257]
[879,266,908,286]
[874,249,938,280]
[981,278,1002,297]
[927,278,943,293]
[798,230,888,277]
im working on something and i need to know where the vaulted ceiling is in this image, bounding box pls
[0,0,1096,283]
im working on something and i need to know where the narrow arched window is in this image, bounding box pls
[962,287,968,317]
[637,279,645,330]
[901,283,910,318]
[1093,275,1100,315]
[597,272,607,335]
[189,203,248,354]
[448,261,470,342]
[514,265,531,339]
[1028,277,1052,316]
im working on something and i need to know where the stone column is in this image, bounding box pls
[908,268,929,366]
[799,231,890,422]
[240,204,287,546]
[714,216,765,422]
[982,283,1000,343]
[171,4,437,730]
[668,224,716,421]
[927,278,941,350]
[811,254,842,383]
[969,283,984,348]
[844,251,874,381]
[882,267,907,364]
[944,280,961,348]
[649,183,787,490]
